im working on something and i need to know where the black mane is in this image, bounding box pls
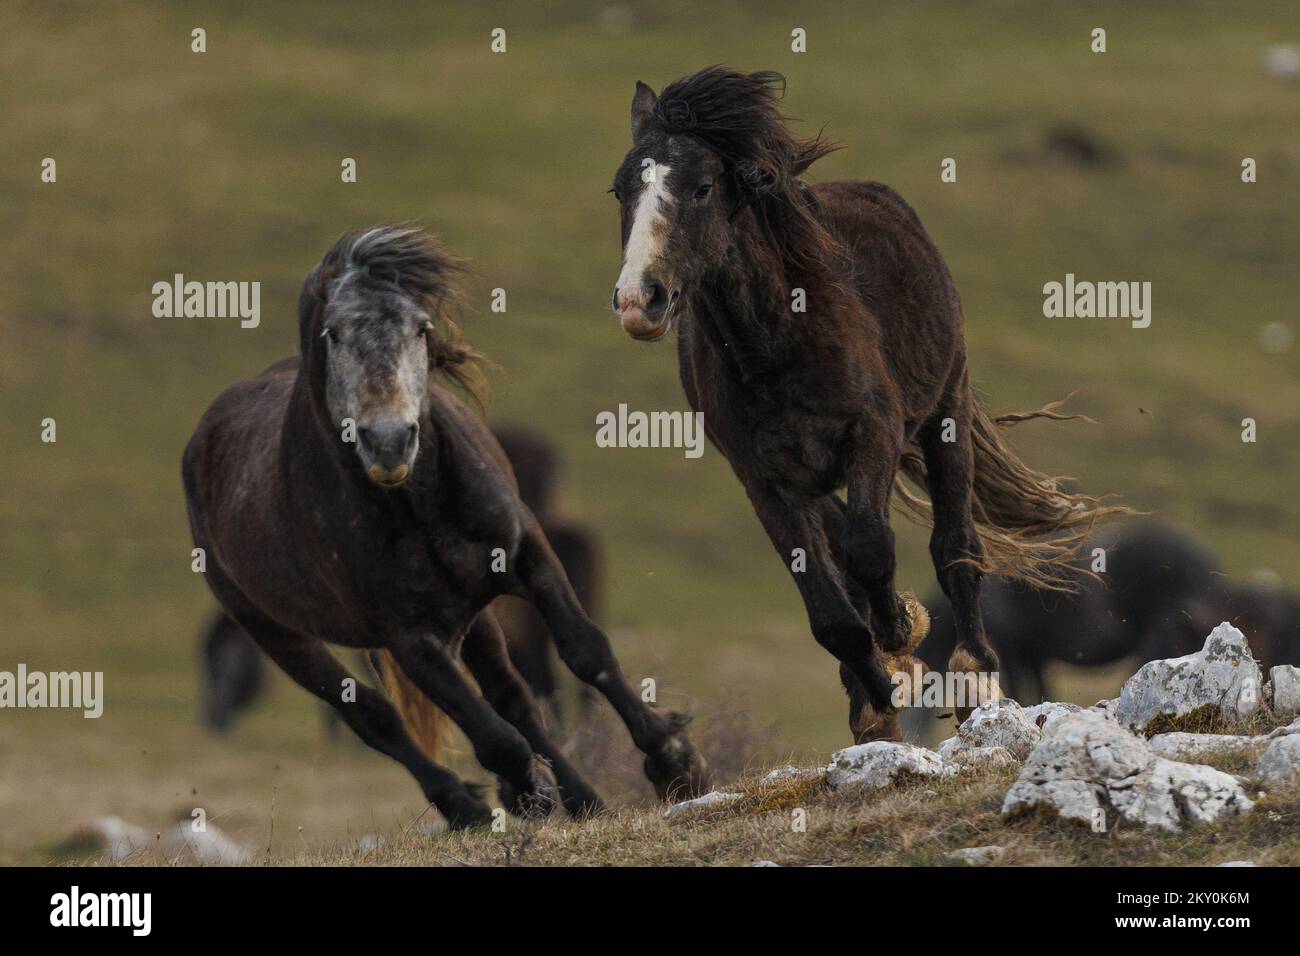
[649,67,840,272]
[296,225,485,405]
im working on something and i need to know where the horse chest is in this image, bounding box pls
[688,349,854,496]
[311,515,506,639]
[748,410,853,495]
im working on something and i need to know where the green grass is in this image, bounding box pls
[1,0,1298,864]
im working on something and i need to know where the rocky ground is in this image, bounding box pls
[68,622,1300,866]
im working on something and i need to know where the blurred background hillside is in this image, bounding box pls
[0,0,1297,863]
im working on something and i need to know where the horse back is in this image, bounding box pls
[808,179,966,420]
[181,356,300,561]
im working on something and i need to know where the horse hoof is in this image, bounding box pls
[947,647,1002,724]
[850,701,902,744]
[878,591,930,653]
[563,791,606,820]
[443,800,495,830]
[499,757,561,818]
[645,726,711,802]
[647,751,712,803]
[900,592,930,651]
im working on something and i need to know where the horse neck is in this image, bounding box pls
[281,360,363,495]
[688,226,838,377]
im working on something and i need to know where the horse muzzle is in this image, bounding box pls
[357,420,418,487]
[619,309,671,342]
[614,283,677,342]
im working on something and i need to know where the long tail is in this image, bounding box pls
[372,649,451,764]
[895,394,1133,590]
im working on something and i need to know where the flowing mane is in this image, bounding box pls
[299,225,489,408]
[647,67,840,272]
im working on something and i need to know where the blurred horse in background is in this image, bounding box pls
[197,422,604,732]
[910,522,1300,746]
[198,610,264,732]
[916,522,1224,706]
[1149,580,1300,674]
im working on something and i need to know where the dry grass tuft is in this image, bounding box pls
[270,760,1300,867]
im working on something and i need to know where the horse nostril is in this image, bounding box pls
[644,282,668,318]
[357,421,416,469]
[611,288,621,313]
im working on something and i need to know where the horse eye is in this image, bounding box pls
[693,182,713,200]
[321,327,339,343]
[416,322,431,338]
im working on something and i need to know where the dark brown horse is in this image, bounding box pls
[195,422,603,731]
[183,226,707,827]
[609,67,1125,741]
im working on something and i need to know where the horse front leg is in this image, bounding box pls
[236,617,494,828]
[742,479,906,743]
[511,523,710,802]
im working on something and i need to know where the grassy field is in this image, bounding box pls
[1,1,1298,865]
[296,762,1300,869]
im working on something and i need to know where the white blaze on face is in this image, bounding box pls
[615,164,672,310]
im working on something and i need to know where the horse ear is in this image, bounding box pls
[631,81,657,141]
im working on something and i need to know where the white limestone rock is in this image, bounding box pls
[948,746,1020,772]
[826,741,956,790]
[1253,735,1300,787]
[1023,701,1084,734]
[939,698,1042,760]
[1001,711,1253,832]
[159,822,253,865]
[1270,665,1300,718]
[62,816,252,864]
[762,765,823,783]
[946,845,1004,866]
[1090,697,1119,721]
[1148,732,1268,760]
[65,816,153,861]
[1269,718,1300,738]
[1114,623,1263,734]
[662,790,742,818]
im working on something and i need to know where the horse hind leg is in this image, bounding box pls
[388,632,561,819]
[229,609,494,829]
[821,495,930,651]
[461,610,604,818]
[509,522,711,801]
[917,408,1003,720]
